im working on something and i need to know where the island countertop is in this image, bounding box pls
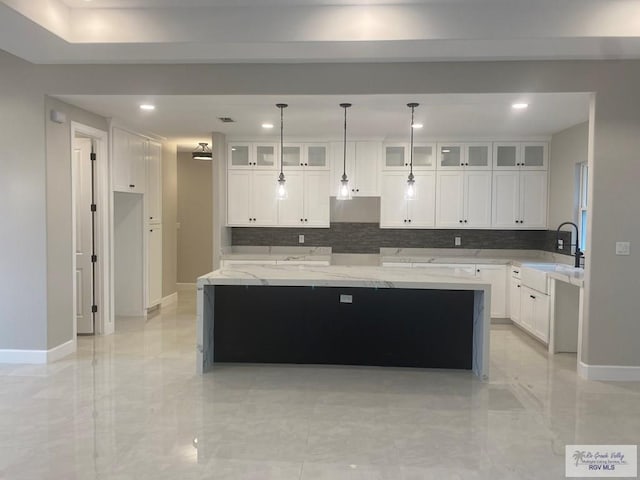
[198,264,492,290]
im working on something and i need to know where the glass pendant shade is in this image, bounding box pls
[277,173,288,200]
[337,175,352,200]
[405,175,416,199]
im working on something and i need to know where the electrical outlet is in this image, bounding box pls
[616,241,630,255]
[455,236,462,247]
[557,239,564,250]
[298,234,305,244]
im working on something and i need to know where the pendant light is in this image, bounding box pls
[337,103,352,200]
[406,103,419,199]
[192,142,212,160]
[276,103,288,200]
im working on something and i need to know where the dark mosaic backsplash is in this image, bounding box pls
[232,223,572,255]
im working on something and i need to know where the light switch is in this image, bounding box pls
[616,241,631,255]
[455,236,462,246]
[298,234,305,244]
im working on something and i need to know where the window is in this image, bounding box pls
[578,163,588,252]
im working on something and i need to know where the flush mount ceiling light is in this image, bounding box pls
[337,103,353,201]
[406,103,419,200]
[192,142,212,160]
[139,104,155,111]
[276,103,288,200]
[262,123,274,129]
[512,103,529,110]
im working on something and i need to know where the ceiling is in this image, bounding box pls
[54,93,591,151]
[3,0,640,63]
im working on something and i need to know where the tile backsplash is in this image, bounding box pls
[232,223,572,255]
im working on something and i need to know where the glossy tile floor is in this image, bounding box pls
[1,287,639,480]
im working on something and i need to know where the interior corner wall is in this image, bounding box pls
[212,132,230,270]
[162,142,178,297]
[45,96,108,349]
[177,151,213,283]
[0,50,48,351]
[548,121,589,230]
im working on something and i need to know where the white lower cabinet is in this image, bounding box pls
[509,276,522,324]
[147,224,162,308]
[520,286,550,343]
[380,172,436,228]
[277,170,330,227]
[475,265,507,318]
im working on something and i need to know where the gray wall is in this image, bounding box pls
[162,142,178,297]
[549,122,589,230]
[1,49,639,369]
[177,152,213,283]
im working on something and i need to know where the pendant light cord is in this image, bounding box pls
[280,105,284,176]
[339,103,351,182]
[409,104,415,177]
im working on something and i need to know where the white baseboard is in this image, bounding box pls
[161,292,178,307]
[579,361,640,381]
[0,339,76,364]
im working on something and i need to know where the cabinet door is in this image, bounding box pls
[476,265,507,318]
[130,134,147,193]
[437,144,464,169]
[465,143,492,170]
[229,143,252,168]
[282,144,303,168]
[305,144,328,169]
[146,140,162,224]
[380,173,409,228]
[251,171,279,225]
[304,171,330,227]
[464,171,492,228]
[493,143,520,169]
[277,171,304,226]
[408,172,436,227]
[435,171,464,227]
[492,171,521,228]
[383,144,407,169]
[112,128,131,192]
[354,141,380,196]
[147,224,162,308]
[330,141,356,196]
[510,278,522,324]
[520,171,548,228]
[532,292,550,343]
[255,144,278,169]
[520,287,535,331]
[412,143,436,170]
[227,170,251,226]
[521,143,548,170]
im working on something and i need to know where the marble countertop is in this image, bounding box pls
[198,264,491,291]
[220,246,332,263]
[379,248,570,266]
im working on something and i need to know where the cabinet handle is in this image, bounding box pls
[459,220,463,223]
[356,189,360,192]
[305,163,308,166]
[408,219,412,223]
[517,285,521,288]
[352,189,355,192]
[477,269,480,273]
[150,229,153,232]
[465,163,469,166]
[305,219,308,222]
[513,270,519,274]
[530,295,536,299]
[129,184,135,188]
[464,220,468,223]
[404,219,407,223]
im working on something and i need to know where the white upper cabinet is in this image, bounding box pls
[330,141,380,196]
[276,170,330,227]
[437,143,491,170]
[380,171,435,228]
[112,127,146,193]
[493,142,548,170]
[384,143,436,170]
[228,142,278,169]
[276,171,305,226]
[492,170,547,229]
[146,140,162,224]
[435,170,492,228]
[281,144,303,168]
[227,170,278,226]
[305,144,329,169]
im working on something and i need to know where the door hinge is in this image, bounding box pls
[91,255,98,263]
[90,153,97,161]
[90,204,97,212]
[91,305,98,313]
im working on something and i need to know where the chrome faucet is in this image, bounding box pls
[556,221,583,268]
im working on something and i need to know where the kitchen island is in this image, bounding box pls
[197,264,491,379]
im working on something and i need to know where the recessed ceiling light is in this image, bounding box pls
[411,123,423,129]
[512,103,529,110]
[262,123,274,129]
[139,104,155,111]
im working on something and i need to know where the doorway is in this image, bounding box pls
[71,122,113,337]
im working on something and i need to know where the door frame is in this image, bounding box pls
[71,122,114,336]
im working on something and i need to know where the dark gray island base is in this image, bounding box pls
[197,265,491,379]
[209,285,474,369]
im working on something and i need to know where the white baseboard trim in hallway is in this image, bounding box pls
[0,339,76,364]
[579,361,640,381]
[161,292,178,307]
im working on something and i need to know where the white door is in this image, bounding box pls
[147,225,163,307]
[147,140,162,224]
[251,171,279,225]
[492,171,521,228]
[354,141,380,196]
[277,171,304,226]
[436,171,464,227]
[476,265,507,318]
[532,292,550,343]
[409,172,436,227]
[74,137,94,334]
[520,287,535,331]
[510,278,522,324]
[520,171,548,228]
[227,170,251,226]
[304,171,330,227]
[464,171,492,228]
[380,173,408,227]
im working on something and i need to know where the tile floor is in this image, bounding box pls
[1,287,639,479]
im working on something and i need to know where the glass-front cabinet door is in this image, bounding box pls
[412,143,436,170]
[493,143,519,169]
[521,142,548,169]
[305,144,328,169]
[228,143,252,168]
[255,144,277,168]
[465,143,492,170]
[383,144,407,169]
[437,144,464,169]
[282,144,302,168]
